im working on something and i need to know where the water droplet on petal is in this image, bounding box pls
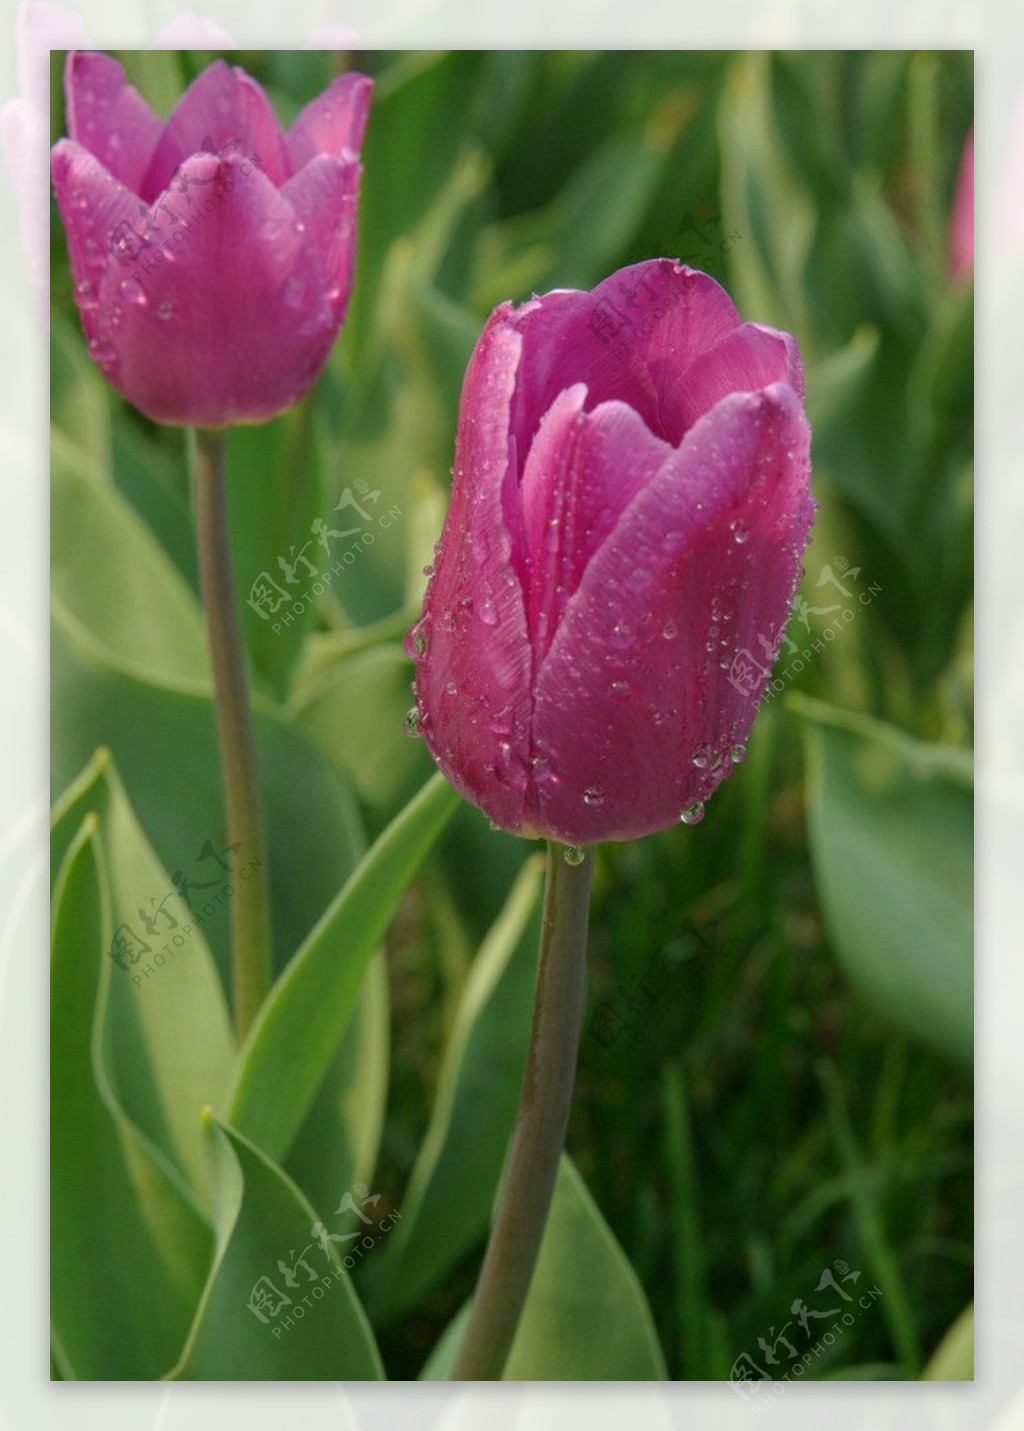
[679,803,705,826]
[661,620,677,640]
[404,706,422,738]
[156,298,175,320]
[610,623,632,650]
[583,787,604,808]
[691,744,711,770]
[479,597,498,627]
[119,277,147,306]
[444,681,458,697]
[730,743,747,763]
[563,845,586,867]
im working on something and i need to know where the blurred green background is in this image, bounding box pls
[50,50,972,1381]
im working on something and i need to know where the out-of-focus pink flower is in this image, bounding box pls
[950,126,974,281]
[50,51,372,425]
[406,260,814,846]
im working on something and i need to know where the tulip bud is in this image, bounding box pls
[406,260,814,845]
[51,51,372,425]
[950,126,974,281]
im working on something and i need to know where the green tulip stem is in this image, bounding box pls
[192,426,272,1041]
[451,841,593,1380]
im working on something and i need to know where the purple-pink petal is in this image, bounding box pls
[287,72,373,171]
[281,153,363,323]
[93,151,334,425]
[64,51,163,193]
[139,60,290,202]
[410,308,534,833]
[519,386,673,664]
[528,384,813,843]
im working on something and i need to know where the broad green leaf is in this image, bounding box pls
[225,406,324,699]
[51,746,235,1201]
[366,855,542,1322]
[51,816,212,1379]
[284,950,390,1212]
[228,773,461,1161]
[50,313,110,471]
[422,1156,667,1380]
[921,1304,973,1381]
[52,604,363,987]
[51,441,209,685]
[793,696,972,1064]
[167,1116,383,1380]
[289,643,433,817]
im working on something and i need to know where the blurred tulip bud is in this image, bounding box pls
[51,51,371,425]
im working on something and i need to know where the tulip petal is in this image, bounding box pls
[529,384,814,844]
[281,153,362,323]
[140,60,290,201]
[519,387,674,664]
[287,72,372,171]
[51,138,150,349]
[90,151,335,425]
[664,321,804,436]
[411,307,534,833]
[507,260,743,462]
[64,51,162,193]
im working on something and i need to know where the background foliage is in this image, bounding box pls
[50,48,973,1381]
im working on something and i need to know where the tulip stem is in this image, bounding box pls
[192,427,272,1042]
[451,841,593,1381]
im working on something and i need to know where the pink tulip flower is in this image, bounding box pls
[950,126,974,281]
[51,51,371,425]
[407,260,814,846]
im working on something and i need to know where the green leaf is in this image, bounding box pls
[52,604,363,987]
[283,950,390,1212]
[793,696,972,1064]
[228,773,461,1162]
[289,643,433,818]
[421,1156,667,1380]
[366,855,542,1322]
[921,1304,973,1381]
[167,1116,383,1380]
[51,815,213,1379]
[51,439,209,685]
[51,746,235,1201]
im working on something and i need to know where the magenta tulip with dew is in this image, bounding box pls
[406,260,814,846]
[51,51,371,425]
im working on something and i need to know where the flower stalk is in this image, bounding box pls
[451,841,593,1380]
[192,426,272,1040]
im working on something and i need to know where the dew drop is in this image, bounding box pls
[156,298,175,321]
[610,679,631,697]
[730,743,747,763]
[661,620,677,640]
[479,597,498,627]
[563,845,586,867]
[609,623,632,650]
[691,744,711,770]
[487,818,502,833]
[119,277,147,306]
[583,787,604,808]
[444,681,458,697]
[404,706,422,738]
[679,803,705,826]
